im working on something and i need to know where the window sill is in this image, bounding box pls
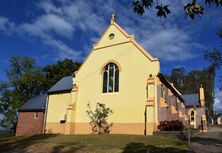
[102,92,119,95]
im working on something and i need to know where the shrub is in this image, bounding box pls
[86,103,113,134]
[158,120,184,131]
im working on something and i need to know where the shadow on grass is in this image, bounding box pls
[0,134,85,153]
[0,134,57,152]
[192,137,222,146]
[51,144,84,153]
[122,143,193,153]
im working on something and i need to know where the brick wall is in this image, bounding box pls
[16,111,44,136]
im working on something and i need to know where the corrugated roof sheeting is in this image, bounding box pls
[18,94,47,112]
[182,94,200,107]
[47,76,73,93]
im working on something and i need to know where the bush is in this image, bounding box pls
[86,103,113,134]
[158,120,184,131]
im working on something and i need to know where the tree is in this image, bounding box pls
[86,103,113,134]
[42,59,81,89]
[205,49,222,69]
[204,29,222,90]
[170,67,186,93]
[132,0,222,19]
[165,67,215,118]
[0,56,47,131]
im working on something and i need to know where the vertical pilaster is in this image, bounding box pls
[64,83,78,134]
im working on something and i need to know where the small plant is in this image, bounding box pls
[158,120,184,131]
[86,103,113,134]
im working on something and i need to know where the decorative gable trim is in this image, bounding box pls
[94,21,131,47]
[76,20,159,75]
[131,39,158,62]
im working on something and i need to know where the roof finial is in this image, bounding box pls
[111,13,116,22]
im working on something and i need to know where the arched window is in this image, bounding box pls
[190,110,195,123]
[103,63,119,93]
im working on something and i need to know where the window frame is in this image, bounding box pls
[190,110,195,123]
[102,62,119,94]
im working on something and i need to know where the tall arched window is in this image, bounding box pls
[190,110,195,123]
[103,63,119,93]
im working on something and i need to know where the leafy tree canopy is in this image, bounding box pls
[42,59,81,89]
[0,56,47,131]
[204,29,222,90]
[132,0,222,19]
[0,57,81,131]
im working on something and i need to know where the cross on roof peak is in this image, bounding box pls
[111,13,116,22]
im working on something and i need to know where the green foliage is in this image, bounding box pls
[132,0,221,19]
[204,31,222,90]
[219,29,222,38]
[43,58,81,89]
[156,4,171,18]
[204,48,222,69]
[0,56,47,131]
[0,56,81,131]
[132,0,171,18]
[184,0,204,20]
[86,103,113,134]
[205,0,222,6]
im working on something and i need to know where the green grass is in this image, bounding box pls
[0,134,191,153]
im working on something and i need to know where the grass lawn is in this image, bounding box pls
[0,134,190,153]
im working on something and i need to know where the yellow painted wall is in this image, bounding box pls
[74,23,160,127]
[45,20,160,135]
[45,92,71,133]
[95,22,131,48]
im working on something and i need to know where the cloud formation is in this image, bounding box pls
[214,88,222,112]
[0,0,220,62]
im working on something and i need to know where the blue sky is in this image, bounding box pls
[0,0,221,110]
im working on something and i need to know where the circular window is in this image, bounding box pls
[109,33,115,40]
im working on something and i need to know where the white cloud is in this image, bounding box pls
[141,27,199,61]
[20,14,74,38]
[18,13,80,60]
[0,17,8,31]
[0,0,220,62]
[44,37,80,59]
[214,88,222,112]
[0,16,14,34]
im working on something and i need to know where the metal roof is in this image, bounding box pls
[182,94,200,107]
[18,94,47,112]
[47,76,73,93]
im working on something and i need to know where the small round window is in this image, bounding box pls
[109,33,115,40]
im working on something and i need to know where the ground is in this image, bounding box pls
[0,134,188,153]
[0,127,221,153]
[190,126,222,153]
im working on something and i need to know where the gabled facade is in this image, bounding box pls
[45,17,160,135]
[17,15,207,136]
[182,86,207,131]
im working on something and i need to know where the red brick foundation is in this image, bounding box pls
[16,112,44,136]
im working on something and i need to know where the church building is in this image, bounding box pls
[16,15,207,136]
